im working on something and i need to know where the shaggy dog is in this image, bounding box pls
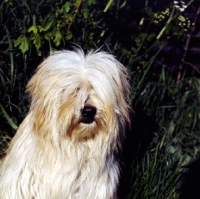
[0,49,130,199]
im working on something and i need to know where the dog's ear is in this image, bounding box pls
[34,108,45,130]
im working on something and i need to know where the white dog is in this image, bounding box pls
[0,49,130,199]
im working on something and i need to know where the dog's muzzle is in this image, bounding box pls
[81,105,96,124]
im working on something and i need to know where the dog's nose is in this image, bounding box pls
[81,105,96,124]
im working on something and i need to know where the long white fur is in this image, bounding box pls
[0,49,130,199]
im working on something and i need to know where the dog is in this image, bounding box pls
[0,49,130,199]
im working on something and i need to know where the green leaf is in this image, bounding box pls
[104,0,113,12]
[14,37,29,53]
[75,0,82,7]
[82,9,89,19]
[27,26,38,34]
[33,34,42,50]
[65,31,73,40]
[44,31,53,41]
[0,104,18,131]
[41,21,54,32]
[61,2,71,13]
[53,30,62,46]
[168,146,176,154]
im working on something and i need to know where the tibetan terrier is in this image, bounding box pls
[0,49,130,199]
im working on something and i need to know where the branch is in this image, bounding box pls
[67,0,82,31]
[176,6,200,84]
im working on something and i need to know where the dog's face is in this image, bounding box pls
[27,49,130,141]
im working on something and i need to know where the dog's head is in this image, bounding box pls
[27,49,130,142]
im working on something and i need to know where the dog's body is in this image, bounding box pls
[0,49,130,199]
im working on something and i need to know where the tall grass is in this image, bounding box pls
[126,66,200,198]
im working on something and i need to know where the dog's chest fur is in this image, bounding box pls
[0,124,118,199]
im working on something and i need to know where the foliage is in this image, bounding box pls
[0,0,200,198]
[0,0,104,152]
[129,132,183,199]
[127,66,200,199]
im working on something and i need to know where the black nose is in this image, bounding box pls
[81,105,96,124]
